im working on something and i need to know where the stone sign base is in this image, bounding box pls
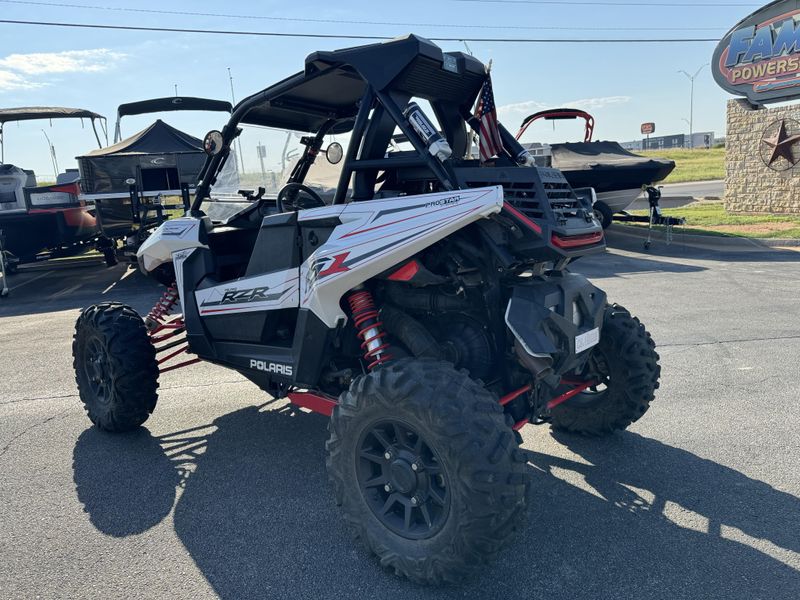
[726,98,800,214]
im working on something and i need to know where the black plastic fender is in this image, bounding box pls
[505,272,607,372]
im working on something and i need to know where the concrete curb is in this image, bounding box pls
[610,224,800,249]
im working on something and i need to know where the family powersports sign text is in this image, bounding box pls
[713,0,800,104]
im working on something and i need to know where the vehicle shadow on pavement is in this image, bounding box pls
[73,427,180,537]
[575,253,706,279]
[605,228,800,264]
[72,407,800,599]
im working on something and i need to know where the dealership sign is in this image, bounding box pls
[713,1,800,104]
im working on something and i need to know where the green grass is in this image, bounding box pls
[630,201,800,239]
[640,147,725,184]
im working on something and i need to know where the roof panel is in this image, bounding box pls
[236,34,486,132]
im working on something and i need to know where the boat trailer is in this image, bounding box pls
[613,186,686,249]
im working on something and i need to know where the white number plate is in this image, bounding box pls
[575,327,600,354]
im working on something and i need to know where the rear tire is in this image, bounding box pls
[550,304,659,435]
[326,359,528,584]
[73,303,159,432]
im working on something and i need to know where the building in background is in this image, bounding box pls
[621,132,715,151]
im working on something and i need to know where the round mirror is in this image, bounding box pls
[326,142,344,165]
[203,130,224,156]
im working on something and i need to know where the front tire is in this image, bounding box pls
[550,304,660,435]
[326,359,528,584]
[73,303,159,432]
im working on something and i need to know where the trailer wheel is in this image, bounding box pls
[97,238,118,267]
[550,304,659,435]
[593,201,614,229]
[73,302,159,432]
[327,359,528,584]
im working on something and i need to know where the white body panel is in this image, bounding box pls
[137,217,207,272]
[300,186,504,326]
[194,269,299,316]
[137,186,505,329]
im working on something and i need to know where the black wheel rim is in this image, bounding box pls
[84,336,112,405]
[356,419,450,540]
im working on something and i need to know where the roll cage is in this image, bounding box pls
[192,34,530,212]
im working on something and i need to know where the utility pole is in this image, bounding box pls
[228,67,246,173]
[681,118,691,148]
[174,84,178,97]
[678,64,708,149]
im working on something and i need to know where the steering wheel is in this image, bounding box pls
[276,183,326,212]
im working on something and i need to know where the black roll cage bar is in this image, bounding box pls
[191,84,460,213]
[191,43,530,214]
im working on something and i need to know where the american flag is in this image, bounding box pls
[474,74,504,162]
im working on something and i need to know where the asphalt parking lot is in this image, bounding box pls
[1,231,799,600]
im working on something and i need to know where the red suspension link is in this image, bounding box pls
[144,282,199,374]
[347,289,392,370]
[146,282,180,331]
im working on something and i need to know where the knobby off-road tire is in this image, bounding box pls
[326,359,528,584]
[550,303,660,435]
[73,302,159,432]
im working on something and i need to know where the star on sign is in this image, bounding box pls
[762,120,800,166]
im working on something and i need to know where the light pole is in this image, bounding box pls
[678,64,708,149]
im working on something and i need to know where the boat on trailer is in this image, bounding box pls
[515,108,675,227]
[0,107,107,268]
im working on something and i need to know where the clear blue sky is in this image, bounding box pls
[0,0,758,178]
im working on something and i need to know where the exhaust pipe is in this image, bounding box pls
[513,339,559,388]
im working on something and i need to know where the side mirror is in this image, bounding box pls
[325,142,344,165]
[203,130,224,156]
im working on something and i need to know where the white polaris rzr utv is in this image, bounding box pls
[73,35,660,584]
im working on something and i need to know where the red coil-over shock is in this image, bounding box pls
[145,282,180,332]
[347,289,392,370]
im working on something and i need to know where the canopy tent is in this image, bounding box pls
[79,119,238,195]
